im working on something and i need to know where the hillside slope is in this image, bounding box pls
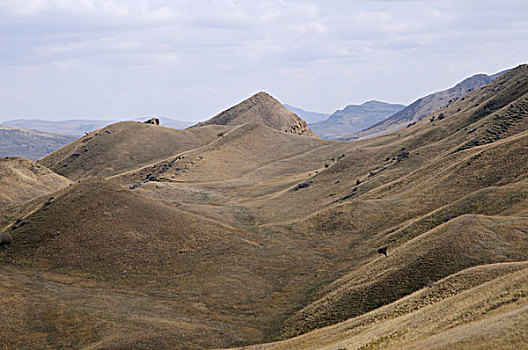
[39,121,232,181]
[0,157,71,207]
[343,70,507,140]
[233,262,528,350]
[1,64,528,349]
[193,92,318,138]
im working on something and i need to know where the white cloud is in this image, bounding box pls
[0,0,527,121]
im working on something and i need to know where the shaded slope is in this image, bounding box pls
[233,262,528,350]
[0,178,355,348]
[0,125,76,160]
[193,92,318,138]
[281,215,528,337]
[310,100,405,139]
[0,157,71,207]
[39,121,231,181]
[343,70,507,140]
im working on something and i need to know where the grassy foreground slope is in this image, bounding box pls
[232,262,528,350]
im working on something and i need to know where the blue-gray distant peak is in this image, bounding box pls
[310,100,405,139]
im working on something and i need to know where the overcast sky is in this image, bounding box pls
[0,0,527,122]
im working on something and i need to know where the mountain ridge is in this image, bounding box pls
[342,70,509,140]
[192,91,318,138]
[310,100,405,139]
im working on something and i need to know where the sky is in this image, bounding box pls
[0,0,527,122]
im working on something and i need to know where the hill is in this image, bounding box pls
[283,104,329,124]
[39,121,232,181]
[192,92,318,138]
[1,64,528,349]
[0,125,76,160]
[309,100,405,139]
[0,157,71,207]
[342,70,508,140]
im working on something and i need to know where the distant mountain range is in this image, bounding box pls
[341,70,509,140]
[0,125,76,160]
[1,117,193,136]
[283,104,330,124]
[309,100,406,139]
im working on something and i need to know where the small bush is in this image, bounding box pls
[0,232,11,246]
[293,182,311,191]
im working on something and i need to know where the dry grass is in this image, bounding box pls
[0,157,71,207]
[1,65,528,349]
[229,262,528,350]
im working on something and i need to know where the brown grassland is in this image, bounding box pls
[1,64,528,349]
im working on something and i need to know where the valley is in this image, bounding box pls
[1,64,528,349]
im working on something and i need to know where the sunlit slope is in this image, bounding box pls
[192,91,318,138]
[0,157,71,207]
[39,121,232,181]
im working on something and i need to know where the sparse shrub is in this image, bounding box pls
[0,232,11,246]
[426,280,435,288]
[397,150,409,161]
[293,182,311,191]
[356,179,361,185]
[11,218,28,230]
[438,113,445,120]
[217,132,224,138]
[324,163,329,168]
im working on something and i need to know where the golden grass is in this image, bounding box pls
[1,64,528,349]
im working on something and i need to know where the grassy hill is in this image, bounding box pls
[1,64,528,349]
[192,92,318,138]
[0,157,71,207]
[39,121,232,181]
